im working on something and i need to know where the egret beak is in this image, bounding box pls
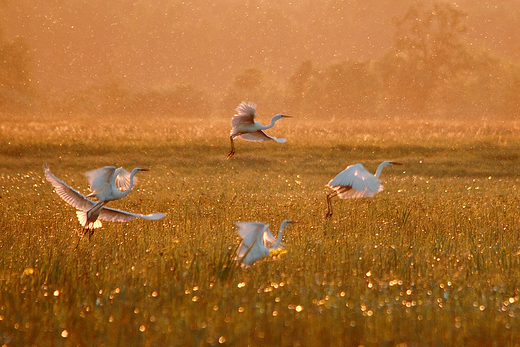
[140,168,150,171]
[289,220,299,224]
[281,115,292,118]
[391,162,403,166]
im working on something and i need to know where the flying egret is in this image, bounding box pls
[44,166,165,244]
[84,166,147,213]
[235,220,296,267]
[325,160,403,218]
[227,101,291,158]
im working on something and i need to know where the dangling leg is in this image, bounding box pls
[88,226,95,241]
[325,191,339,219]
[227,136,235,159]
[75,234,82,249]
[75,226,88,249]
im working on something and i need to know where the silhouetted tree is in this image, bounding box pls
[286,59,378,119]
[223,67,285,118]
[379,2,472,116]
[286,60,314,115]
[320,60,378,118]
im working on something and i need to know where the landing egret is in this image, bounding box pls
[326,160,403,218]
[235,220,296,267]
[44,166,165,244]
[84,166,147,213]
[227,101,291,158]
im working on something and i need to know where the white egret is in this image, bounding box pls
[235,220,296,267]
[44,166,165,244]
[326,160,403,218]
[84,166,147,213]
[227,101,291,158]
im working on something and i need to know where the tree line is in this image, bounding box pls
[1,2,519,119]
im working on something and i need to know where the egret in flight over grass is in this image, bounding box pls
[227,101,291,158]
[44,166,165,245]
[84,166,147,213]
[235,220,296,267]
[325,160,403,218]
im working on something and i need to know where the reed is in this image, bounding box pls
[1,112,519,346]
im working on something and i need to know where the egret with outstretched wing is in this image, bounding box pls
[84,166,147,212]
[228,101,291,158]
[326,160,403,218]
[44,166,165,244]
[235,220,296,267]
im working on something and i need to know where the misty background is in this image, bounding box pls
[1,0,519,119]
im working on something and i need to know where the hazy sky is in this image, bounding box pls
[2,1,519,95]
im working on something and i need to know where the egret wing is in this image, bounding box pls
[76,210,103,228]
[235,222,269,264]
[263,227,282,248]
[99,207,166,223]
[115,167,135,191]
[333,186,381,199]
[235,101,257,118]
[44,166,94,212]
[235,222,267,246]
[231,101,256,128]
[328,164,381,196]
[239,130,287,143]
[84,166,116,194]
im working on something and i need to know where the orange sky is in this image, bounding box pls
[2,0,519,95]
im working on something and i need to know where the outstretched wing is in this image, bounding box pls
[99,208,165,223]
[44,166,95,212]
[115,167,135,192]
[76,210,103,228]
[239,130,287,143]
[84,166,116,194]
[235,222,269,264]
[230,101,257,129]
[327,163,382,198]
[263,226,283,249]
[235,222,266,246]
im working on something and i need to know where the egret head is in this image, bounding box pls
[272,113,291,120]
[281,220,298,228]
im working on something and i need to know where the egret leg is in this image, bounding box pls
[227,136,235,159]
[75,235,82,249]
[87,225,96,241]
[325,191,339,219]
[75,227,87,249]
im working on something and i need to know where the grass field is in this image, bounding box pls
[1,112,520,346]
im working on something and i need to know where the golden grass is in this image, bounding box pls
[1,112,520,346]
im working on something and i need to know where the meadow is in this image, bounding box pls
[1,112,520,346]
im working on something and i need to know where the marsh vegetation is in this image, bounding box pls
[1,114,520,346]
[2,1,520,345]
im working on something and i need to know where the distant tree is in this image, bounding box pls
[286,60,315,115]
[232,68,265,100]
[286,59,378,119]
[62,79,128,115]
[320,60,378,118]
[378,2,473,116]
[501,62,520,118]
[222,67,284,118]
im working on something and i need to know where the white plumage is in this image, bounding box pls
[44,166,165,243]
[84,166,147,213]
[227,101,290,158]
[326,161,402,218]
[235,220,295,267]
